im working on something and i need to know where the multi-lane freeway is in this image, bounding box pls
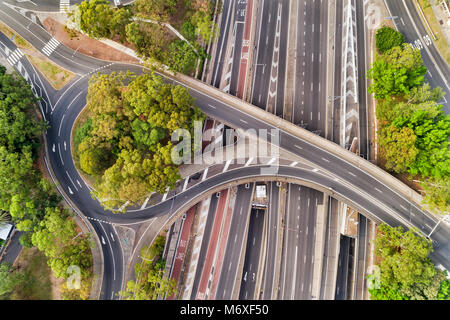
[0,0,448,301]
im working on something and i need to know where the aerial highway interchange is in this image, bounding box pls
[0,0,448,301]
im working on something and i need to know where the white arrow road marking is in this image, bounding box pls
[76,180,82,188]
[110,233,115,242]
[64,141,67,151]
[68,186,73,194]
[52,144,55,152]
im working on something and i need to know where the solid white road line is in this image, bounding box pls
[223,159,232,172]
[58,143,64,165]
[202,167,208,181]
[183,178,189,192]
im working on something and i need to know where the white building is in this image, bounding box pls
[0,223,13,241]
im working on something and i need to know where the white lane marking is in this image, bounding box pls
[76,180,82,188]
[202,167,209,181]
[348,171,356,177]
[240,119,248,124]
[294,145,303,150]
[42,38,60,56]
[58,143,64,166]
[141,197,150,210]
[66,170,78,191]
[110,233,115,242]
[58,114,65,137]
[400,205,407,211]
[321,157,330,163]
[64,141,67,151]
[245,157,254,167]
[66,90,84,110]
[208,104,216,109]
[374,187,383,193]
[290,161,298,167]
[98,223,116,281]
[267,157,276,165]
[162,187,169,201]
[182,178,189,192]
[223,159,232,172]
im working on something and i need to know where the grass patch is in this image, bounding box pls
[416,0,450,65]
[71,106,98,187]
[10,247,53,300]
[26,54,75,90]
[0,21,32,50]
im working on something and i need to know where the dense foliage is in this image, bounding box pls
[368,44,427,99]
[75,0,217,75]
[75,72,204,211]
[368,28,449,214]
[0,69,92,299]
[368,224,449,300]
[120,235,177,299]
[375,26,405,54]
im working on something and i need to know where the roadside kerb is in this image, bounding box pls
[326,0,336,141]
[254,199,268,299]
[413,0,437,40]
[202,0,222,84]
[272,182,286,299]
[283,0,297,122]
[311,194,328,299]
[244,0,258,102]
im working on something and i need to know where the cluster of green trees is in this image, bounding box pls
[0,263,26,298]
[368,224,449,300]
[369,27,450,213]
[120,235,177,299]
[74,72,204,211]
[73,0,217,75]
[0,68,92,299]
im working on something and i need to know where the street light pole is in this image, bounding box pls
[428,215,450,238]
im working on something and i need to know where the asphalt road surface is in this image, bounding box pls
[261,182,280,299]
[238,208,264,300]
[215,183,254,299]
[385,0,450,114]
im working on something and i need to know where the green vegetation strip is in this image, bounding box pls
[0,66,93,300]
[120,235,177,300]
[27,54,75,90]
[0,22,31,50]
[416,0,450,65]
[370,26,450,215]
[72,0,216,76]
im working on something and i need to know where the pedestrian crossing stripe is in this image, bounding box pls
[6,48,23,66]
[60,0,70,12]
[42,38,60,56]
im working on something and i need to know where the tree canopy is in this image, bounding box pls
[368,43,427,99]
[75,72,204,211]
[0,68,92,299]
[375,26,406,54]
[369,224,448,300]
[120,235,177,300]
